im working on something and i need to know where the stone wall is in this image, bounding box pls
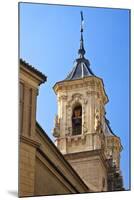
[19,141,36,197]
[65,150,108,192]
[35,153,73,195]
[19,60,89,197]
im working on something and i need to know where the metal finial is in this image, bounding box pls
[78,11,85,58]
[80,11,84,32]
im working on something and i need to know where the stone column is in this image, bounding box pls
[30,88,37,139]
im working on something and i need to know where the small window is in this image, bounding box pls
[72,105,82,135]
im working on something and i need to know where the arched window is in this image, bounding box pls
[72,105,82,135]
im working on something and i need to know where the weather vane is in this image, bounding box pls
[78,11,85,58]
[80,11,84,33]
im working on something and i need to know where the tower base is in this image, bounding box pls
[64,149,108,192]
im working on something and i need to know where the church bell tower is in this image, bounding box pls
[52,12,123,192]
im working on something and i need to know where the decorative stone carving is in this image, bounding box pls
[83,123,87,134]
[72,93,82,100]
[81,134,86,141]
[67,137,72,144]
[67,93,83,108]
[84,98,88,104]
[89,79,95,86]
[59,95,68,101]
[94,108,101,132]
[52,115,60,137]
[96,81,100,87]
[66,103,71,108]
[97,92,100,99]
[100,131,105,150]
[86,91,98,96]
[66,127,72,136]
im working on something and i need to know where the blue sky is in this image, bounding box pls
[19,3,130,190]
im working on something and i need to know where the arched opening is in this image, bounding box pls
[72,104,82,135]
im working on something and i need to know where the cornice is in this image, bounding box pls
[20,59,47,85]
[54,77,108,104]
[20,135,41,148]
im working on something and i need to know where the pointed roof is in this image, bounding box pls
[65,57,94,80]
[65,11,95,81]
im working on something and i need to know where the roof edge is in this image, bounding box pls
[36,121,89,191]
[20,58,47,83]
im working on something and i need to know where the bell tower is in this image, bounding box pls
[52,12,123,192]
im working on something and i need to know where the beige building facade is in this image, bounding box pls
[19,59,89,197]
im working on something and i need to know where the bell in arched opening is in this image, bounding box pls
[72,105,82,135]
